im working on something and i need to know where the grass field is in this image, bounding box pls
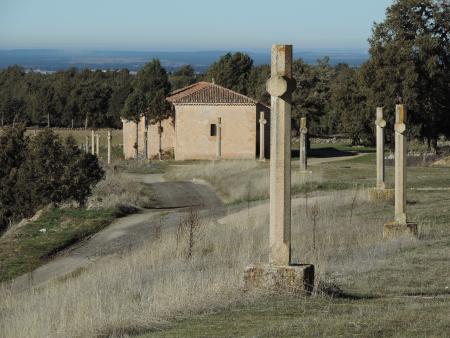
[1,144,449,337]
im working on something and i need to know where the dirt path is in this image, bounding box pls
[11,174,223,291]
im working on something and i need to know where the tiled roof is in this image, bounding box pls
[167,82,259,105]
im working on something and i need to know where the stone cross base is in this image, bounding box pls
[383,221,418,240]
[244,264,314,295]
[368,188,395,202]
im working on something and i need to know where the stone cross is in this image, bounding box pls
[375,107,386,189]
[259,111,267,161]
[107,130,112,165]
[91,130,95,155]
[394,104,407,224]
[266,45,295,266]
[299,117,308,172]
[216,117,222,160]
[96,133,100,156]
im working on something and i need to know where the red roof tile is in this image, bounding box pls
[167,82,259,105]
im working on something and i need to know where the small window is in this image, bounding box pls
[210,124,217,136]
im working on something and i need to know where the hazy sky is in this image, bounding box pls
[0,0,393,51]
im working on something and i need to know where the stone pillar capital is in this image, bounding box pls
[394,123,406,134]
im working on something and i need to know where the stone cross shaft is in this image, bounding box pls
[376,107,386,189]
[266,45,295,266]
[107,130,112,165]
[96,134,100,156]
[299,117,308,171]
[216,117,222,160]
[394,104,407,224]
[85,136,89,153]
[91,130,95,155]
[259,111,267,161]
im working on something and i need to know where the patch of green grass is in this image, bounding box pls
[141,295,450,338]
[0,207,120,282]
[118,161,169,174]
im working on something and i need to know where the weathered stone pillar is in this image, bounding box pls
[244,45,314,294]
[91,130,95,155]
[216,117,222,160]
[107,130,112,165]
[96,133,100,156]
[85,136,89,153]
[376,107,386,189]
[259,111,267,161]
[383,104,418,239]
[299,117,309,172]
[369,107,394,201]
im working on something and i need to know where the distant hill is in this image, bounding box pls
[0,49,369,73]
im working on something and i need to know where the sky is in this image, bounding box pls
[0,0,394,51]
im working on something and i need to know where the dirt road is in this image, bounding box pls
[11,175,223,291]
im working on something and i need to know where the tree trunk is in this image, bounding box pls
[47,113,50,128]
[431,137,438,154]
[1,112,3,127]
[71,118,74,129]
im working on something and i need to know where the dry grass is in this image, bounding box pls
[167,160,323,204]
[0,186,413,338]
[87,169,154,210]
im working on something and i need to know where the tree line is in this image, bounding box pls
[0,0,448,149]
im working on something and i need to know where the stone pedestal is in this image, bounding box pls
[244,264,314,294]
[368,187,395,201]
[383,221,418,239]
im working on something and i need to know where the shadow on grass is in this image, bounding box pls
[319,282,379,300]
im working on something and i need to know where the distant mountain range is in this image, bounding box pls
[0,49,369,73]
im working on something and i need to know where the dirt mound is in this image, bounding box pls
[432,156,450,167]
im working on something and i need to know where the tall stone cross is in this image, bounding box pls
[91,130,95,155]
[383,104,417,239]
[216,117,222,160]
[266,45,295,265]
[394,104,407,224]
[107,130,112,165]
[259,111,267,161]
[299,117,308,172]
[96,133,100,156]
[375,107,386,189]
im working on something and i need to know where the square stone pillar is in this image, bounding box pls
[244,45,314,295]
[369,107,394,201]
[259,111,267,161]
[299,117,311,174]
[91,130,95,155]
[96,133,100,156]
[383,105,418,239]
[216,117,222,160]
[107,130,112,165]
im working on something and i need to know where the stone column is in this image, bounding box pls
[259,111,267,161]
[107,130,112,165]
[216,117,222,160]
[383,104,418,239]
[96,133,100,156]
[299,117,309,172]
[266,45,295,266]
[394,104,407,224]
[91,130,95,155]
[376,107,386,189]
[244,45,314,294]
